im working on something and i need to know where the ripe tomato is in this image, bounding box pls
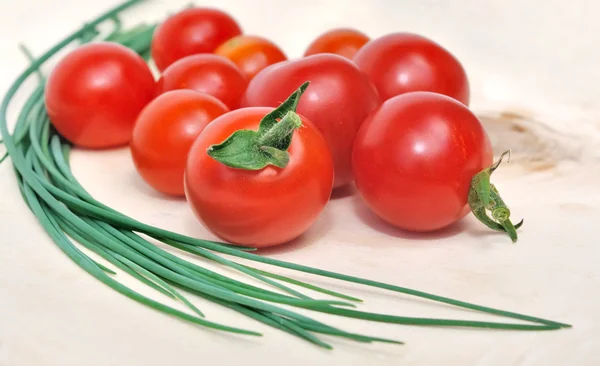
[185,106,334,248]
[242,54,380,188]
[157,54,248,110]
[352,92,493,232]
[131,90,229,196]
[45,42,156,149]
[151,7,242,71]
[214,35,287,80]
[304,28,369,59]
[353,33,470,105]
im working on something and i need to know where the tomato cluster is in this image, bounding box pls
[44,6,514,248]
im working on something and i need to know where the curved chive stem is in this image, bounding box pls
[22,150,258,336]
[469,150,523,243]
[55,211,206,316]
[238,263,363,303]
[19,44,44,83]
[161,238,315,301]
[207,82,309,170]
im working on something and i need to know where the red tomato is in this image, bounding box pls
[151,7,242,71]
[353,33,470,105]
[242,54,380,188]
[214,35,287,80]
[45,42,156,149]
[131,90,229,196]
[304,28,369,59]
[352,92,493,232]
[185,107,334,247]
[157,54,248,110]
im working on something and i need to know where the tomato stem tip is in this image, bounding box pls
[468,150,522,243]
[207,82,309,170]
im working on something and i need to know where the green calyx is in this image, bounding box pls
[207,82,309,170]
[468,150,524,243]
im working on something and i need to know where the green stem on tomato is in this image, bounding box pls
[468,150,523,243]
[207,82,309,170]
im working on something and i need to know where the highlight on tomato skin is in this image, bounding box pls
[352,91,493,233]
[157,54,248,110]
[304,28,370,59]
[353,32,470,105]
[151,7,242,72]
[130,90,229,197]
[45,42,156,149]
[214,35,287,81]
[184,107,334,248]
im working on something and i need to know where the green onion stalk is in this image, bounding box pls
[0,0,570,349]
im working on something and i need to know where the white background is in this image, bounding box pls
[1,0,600,365]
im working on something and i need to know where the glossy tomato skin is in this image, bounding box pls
[45,42,156,149]
[185,107,334,247]
[214,35,287,80]
[304,28,369,59]
[131,90,229,196]
[157,54,248,110]
[353,33,470,105]
[242,54,380,188]
[151,8,242,71]
[352,92,493,232]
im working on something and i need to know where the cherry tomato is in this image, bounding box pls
[214,35,287,80]
[131,90,229,196]
[353,33,470,105]
[304,28,369,59]
[352,92,493,232]
[45,42,156,149]
[242,54,380,188]
[157,54,248,110]
[185,107,334,247]
[151,7,242,71]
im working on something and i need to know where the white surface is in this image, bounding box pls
[1,1,600,365]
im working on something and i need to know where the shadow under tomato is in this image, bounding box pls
[330,183,357,200]
[351,194,466,241]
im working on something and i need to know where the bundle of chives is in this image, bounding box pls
[0,0,570,349]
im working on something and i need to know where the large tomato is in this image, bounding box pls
[157,54,248,110]
[353,33,470,105]
[214,35,287,80]
[45,42,156,149]
[131,90,229,196]
[185,87,334,247]
[352,92,493,232]
[304,28,369,59]
[242,54,380,188]
[151,7,242,71]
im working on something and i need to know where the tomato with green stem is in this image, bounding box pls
[151,7,242,71]
[353,33,470,104]
[185,83,334,247]
[131,90,229,196]
[352,92,495,232]
[45,42,156,148]
[157,54,248,110]
[214,35,287,80]
[242,54,380,189]
[304,28,369,59]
